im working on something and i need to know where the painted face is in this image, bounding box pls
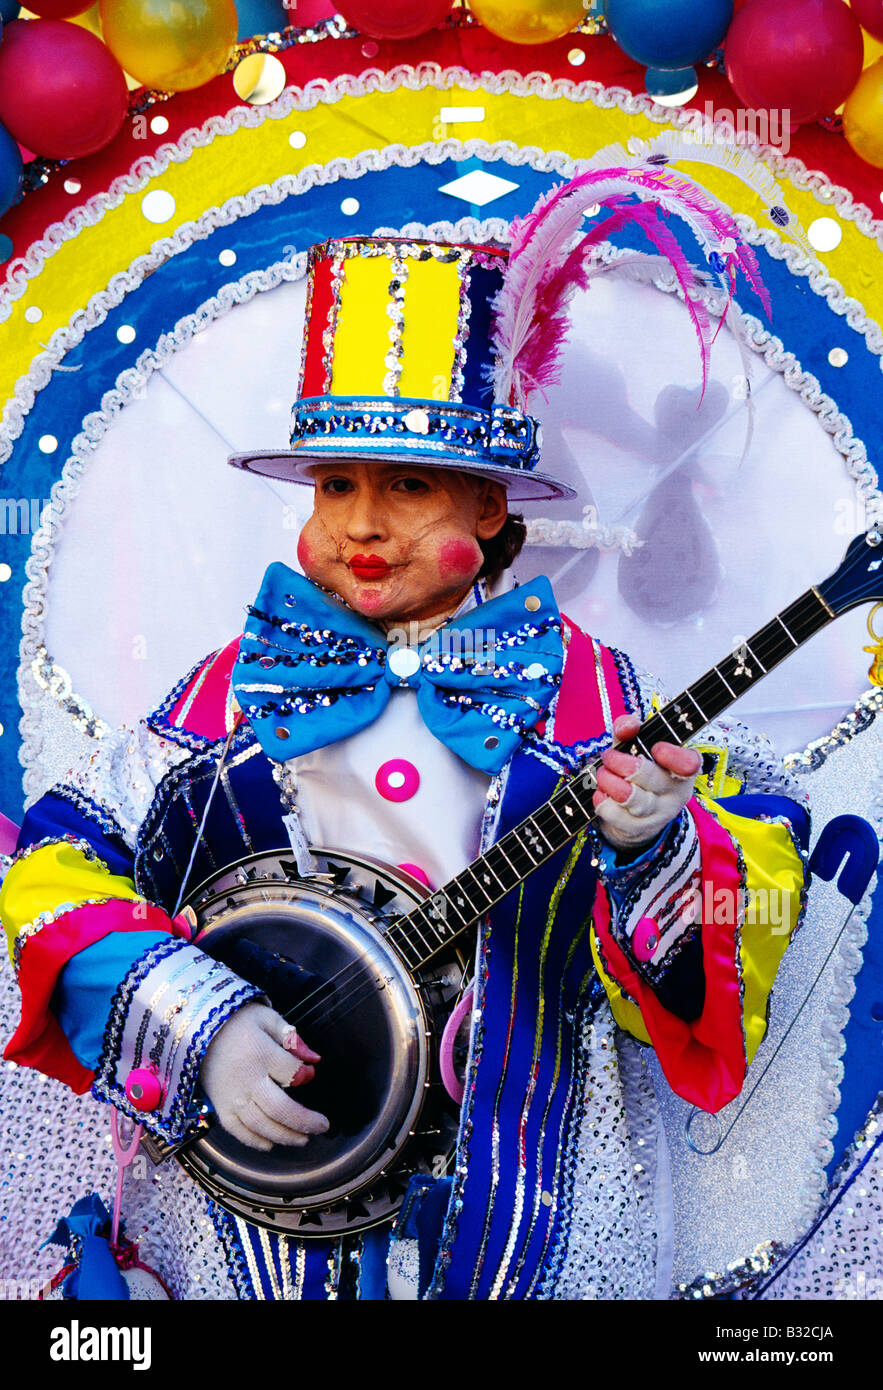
[297,460,508,623]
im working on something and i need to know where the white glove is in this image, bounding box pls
[199,1001,329,1152]
[593,713,701,851]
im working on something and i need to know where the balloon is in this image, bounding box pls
[336,0,452,40]
[725,0,864,126]
[0,121,23,219]
[234,0,287,41]
[467,0,586,44]
[68,1,105,37]
[644,65,699,104]
[607,0,733,70]
[24,0,94,15]
[850,0,883,42]
[0,20,128,160]
[100,0,238,92]
[843,57,883,165]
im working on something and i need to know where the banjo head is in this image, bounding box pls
[177,849,466,1237]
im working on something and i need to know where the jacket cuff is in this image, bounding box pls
[92,936,262,1144]
[595,810,701,976]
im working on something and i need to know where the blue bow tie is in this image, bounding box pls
[232,564,563,774]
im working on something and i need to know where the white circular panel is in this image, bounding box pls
[36,235,880,767]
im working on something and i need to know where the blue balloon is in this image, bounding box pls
[606,0,733,71]
[0,121,22,222]
[644,65,698,102]
[0,0,20,25]
[234,0,289,41]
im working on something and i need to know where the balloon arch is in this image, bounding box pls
[0,0,883,1307]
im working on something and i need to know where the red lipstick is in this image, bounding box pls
[349,553,391,580]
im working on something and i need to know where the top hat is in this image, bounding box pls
[227,234,574,502]
[229,141,809,506]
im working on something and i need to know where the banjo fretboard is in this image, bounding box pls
[386,585,833,971]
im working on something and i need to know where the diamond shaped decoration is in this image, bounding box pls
[438,170,519,208]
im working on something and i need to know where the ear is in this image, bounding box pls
[474,481,509,541]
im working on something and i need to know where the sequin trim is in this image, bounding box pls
[13,894,121,975]
[383,249,408,397]
[6,833,109,874]
[93,935,261,1144]
[47,785,131,847]
[208,1200,256,1300]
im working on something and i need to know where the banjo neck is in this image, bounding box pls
[384,583,835,973]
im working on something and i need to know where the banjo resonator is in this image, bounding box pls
[176,848,468,1238]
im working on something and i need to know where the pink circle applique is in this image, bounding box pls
[125,1067,163,1111]
[632,916,660,963]
[397,862,431,887]
[375,758,420,803]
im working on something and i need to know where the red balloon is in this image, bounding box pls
[0,20,128,160]
[851,0,883,42]
[337,0,453,40]
[725,0,864,125]
[24,0,95,15]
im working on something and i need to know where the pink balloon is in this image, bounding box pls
[25,0,94,15]
[0,20,128,160]
[851,0,883,43]
[337,0,453,40]
[725,0,864,125]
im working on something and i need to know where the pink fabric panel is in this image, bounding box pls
[0,812,20,856]
[167,635,242,739]
[592,797,747,1113]
[552,618,632,747]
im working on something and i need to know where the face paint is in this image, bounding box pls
[296,531,314,570]
[437,535,483,584]
[296,462,506,624]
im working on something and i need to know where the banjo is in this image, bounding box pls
[155,530,883,1237]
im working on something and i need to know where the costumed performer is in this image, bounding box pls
[0,159,812,1300]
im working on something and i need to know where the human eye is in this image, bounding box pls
[320,477,354,495]
[391,475,430,494]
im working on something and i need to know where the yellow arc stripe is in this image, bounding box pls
[1,81,881,409]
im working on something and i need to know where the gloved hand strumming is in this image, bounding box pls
[199,1001,328,1152]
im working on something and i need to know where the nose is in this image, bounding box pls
[345,485,387,544]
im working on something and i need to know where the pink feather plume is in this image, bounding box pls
[492,163,772,410]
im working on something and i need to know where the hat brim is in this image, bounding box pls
[227,448,576,504]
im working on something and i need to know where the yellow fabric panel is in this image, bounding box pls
[0,842,141,962]
[329,253,393,395]
[690,742,744,800]
[698,799,805,1065]
[589,924,651,1045]
[397,255,461,400]
[3,83,880,408]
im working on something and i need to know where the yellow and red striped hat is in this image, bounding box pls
[228,234,573,502]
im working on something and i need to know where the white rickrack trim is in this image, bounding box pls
[2,63,883,464]
[12,194,883,790]
[16,252,309,802]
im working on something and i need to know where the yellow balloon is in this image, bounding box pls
[99,0,238,92]
[69,4,142,89]
[467,0,587,45]
[863,32,883,66]
[843,58,883,167]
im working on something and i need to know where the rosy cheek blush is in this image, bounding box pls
[437,536,482,582]
[296,531,314,570]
